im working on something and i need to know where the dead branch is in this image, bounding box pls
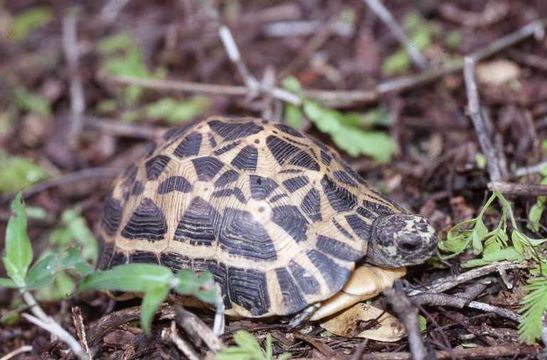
[408,261,530,296]
[0,346,33,360]
[464,57,503,182]
[62,12,85,147]
[515,161,547,177]
[174,306,223,353]
[488,182,547,196]
[84,116,164,140]
[71,307,93,360]
[363,0,428,70]
[411,293,520,322]
[383,287,431,360]
[18,167,119,200]
[162,321,200,360]
[358,345,540,359]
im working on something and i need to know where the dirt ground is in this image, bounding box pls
[0,0,546,359]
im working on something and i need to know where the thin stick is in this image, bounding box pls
[360,345,540,360]
[363,0,428,70]
[100,0,131,23]
[84,116,163,140]
[488,182,547,197]
[62,12,85,147]
[197,0,300,106]
[515,161,547,177]
[464,57,503,182]
[411,293,520,322]
[383,287,430,360]
[20,167,119,199]
[408,261,529,296]
[163,321,200,360]
[0,345,33,360]
[72,307,92,360]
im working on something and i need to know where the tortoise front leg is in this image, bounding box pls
[309,265,405,321]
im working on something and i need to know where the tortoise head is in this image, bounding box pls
[367,214,437,268]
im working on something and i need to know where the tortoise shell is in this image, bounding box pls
[97,117,421,317]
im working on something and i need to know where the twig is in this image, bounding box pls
[464,57,503,182]
[62,12,85,147]
[0,345,33,360]
[197,0,300,106]
[97,18,547,108]
[10,167,119,201]
[411,293,520,322]
[162,321,200,360]
[100,0,131,23]
[515,161,547,177]
[408,261,530,296]
[21,292,87,359]
[72,307,92,360]
[363,0,428,70]
[175,306,223,353]
[383,287,430,360]
[359,345,541,359]
[488,182,547,197]
[212,283,225,336]
[84,116,164,140]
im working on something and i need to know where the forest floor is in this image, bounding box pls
[0,0,546,359]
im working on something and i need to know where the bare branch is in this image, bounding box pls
[363,0,428,70]
[62,12,86,147]
[0,345,33,360]
[464,57,503,182]
[488,182,547,197]
[383,287,430,360]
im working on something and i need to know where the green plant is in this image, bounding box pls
[382,12,439,75]
[78,265,219,335]
[439,191,547,344]
[216,330,290,360]
[8,6,52,41]
[527,165,547,232]
[519,276,547,344]
[438,192,545,267]
[0,152,48,194]
[1,194,90,358]
[282,77,396,163]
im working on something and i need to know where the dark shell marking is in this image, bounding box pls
[98,117,407,317]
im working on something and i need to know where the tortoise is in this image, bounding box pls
[97,116,437,324]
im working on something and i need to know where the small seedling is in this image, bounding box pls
[216,330,290,360]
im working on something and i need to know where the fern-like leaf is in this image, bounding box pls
[518,276,547,344]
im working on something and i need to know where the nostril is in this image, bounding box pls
[399,239,421,252]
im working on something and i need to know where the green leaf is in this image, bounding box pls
[174,270,217,304]
[418,315,427,333]
[438,219,475,255]
[14,87,51,116]
[141,285,170,335]
[50,209,98,263]
[303,101,395,162]
[382,49,410,75]
[25,253,58,289]
[0,278,17,288]
[78,264,174,293]
[25,248,92,289]
[0,152,48,193]
[145,97,209,124]
[3,193,32,286]
[519,277,547,344]
[471,218,487,254]
[528,198,545,232]
[35,271,75,301]
[285,104,304,130]
[9,6,52,41]
[463,247,520,267]
[281,76,302,94]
